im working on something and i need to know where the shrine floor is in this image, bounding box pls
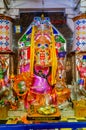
[0,105,86,130]
[0,102,85,124]
[7,107,86,122]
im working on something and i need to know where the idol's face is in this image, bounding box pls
[35,35,51,66]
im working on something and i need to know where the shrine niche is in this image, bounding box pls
[12,15,71,122]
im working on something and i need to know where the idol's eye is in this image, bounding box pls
[45,43,48,48]
[46,52,49,55]
[38,43,41,47]
[36,52,39,54]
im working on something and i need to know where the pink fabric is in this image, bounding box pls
[30,74,52,94]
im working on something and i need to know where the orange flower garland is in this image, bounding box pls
[13,72,33,98]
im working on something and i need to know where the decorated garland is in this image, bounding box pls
[13,72,33,98]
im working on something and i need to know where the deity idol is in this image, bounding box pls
[0,58,9,91]
[77,55,86,90]
[30,33,52,94]
[17,16,70,111]
[29,21,58,106]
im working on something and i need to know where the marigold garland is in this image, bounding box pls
[13,71,33,97]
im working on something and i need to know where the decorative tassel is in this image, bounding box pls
[30,26,35,76]
[50,26,57,85]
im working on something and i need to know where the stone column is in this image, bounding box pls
[72,14,86,51]
[0,14,13,51]
[72,14,86,91]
